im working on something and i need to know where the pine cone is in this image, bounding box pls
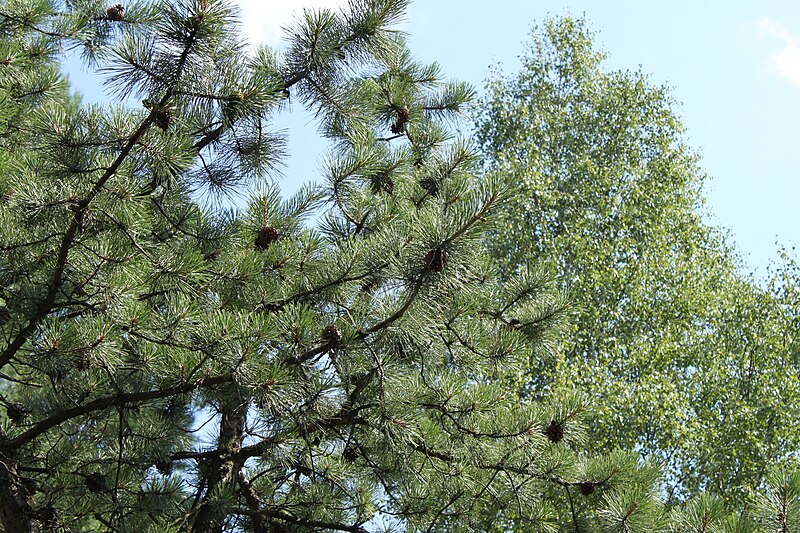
[390,105,410,134]
[187,14,203,31]
[577,482,595,496]
[255,226,279,250]
[74,355,90,371]
[153,108,172,132]
[370,174,394,195]
[5,402,29,424]
[342,445,359,463]
[22,477,38,496]
[204,249,223,261]
[155,460,173,476]
[84,472,108,494]
[419,176,439,197]
[38,506,58,529]
[106,4,125,21]
[544,420,564,443]
[392,417,408,428]
[424,246,447,273]
[322,325,343,346]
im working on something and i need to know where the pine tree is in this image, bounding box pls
[0,0,674,531]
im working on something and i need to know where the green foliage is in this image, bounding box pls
[0,1,678,531]
[477,15,800,508]
[3,1,800,530]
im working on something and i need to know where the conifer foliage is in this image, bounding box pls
[0,0,668,531]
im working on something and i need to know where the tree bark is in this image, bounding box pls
[191,387,247,532]
[0,452,35,533]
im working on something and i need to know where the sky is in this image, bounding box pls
[68,0,800,276]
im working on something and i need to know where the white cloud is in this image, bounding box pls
[758,17,800,88]
[234,0,348,47]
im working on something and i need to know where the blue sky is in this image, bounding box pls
[69,1,800,275]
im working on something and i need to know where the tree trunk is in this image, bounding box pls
[0,452,34,533]
[191,387,247,532]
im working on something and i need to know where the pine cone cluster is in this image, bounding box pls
[342,445,359,463]
[84,472,108,494]
[5,402,29,424]
[155,460,173,476]
[106,4,125,21]
[153,108,172,132]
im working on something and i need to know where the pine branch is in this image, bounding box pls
[253,508,368,533]
[4,374,232,450]
[360,280,422,336]
[0,17,204,372]
[265,260,385,312]
[238,473,266,533]
[418,400,536,439]
[191,386,248,532]
[0,110,156,371]
[192,68,310,152]
[566,485,581,533]
[0,10,72,39]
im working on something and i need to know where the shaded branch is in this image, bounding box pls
[5,374,232,450]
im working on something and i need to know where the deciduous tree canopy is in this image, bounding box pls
[477,15,800,506]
